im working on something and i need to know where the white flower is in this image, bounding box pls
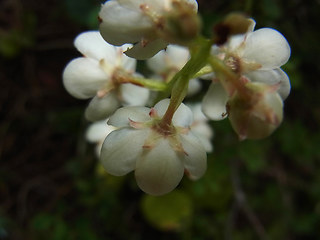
[86,120,116,157]
[227,82,284,140]
[63,31,149,121]
[99,0,199,59]
[147,44,202,96]
[100,99,207,195]
[187,103,214,152]
[202,27,291,120]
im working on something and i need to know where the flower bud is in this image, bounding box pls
[160,0,201,45]
[213,13,255,45]
[227,82,283,140]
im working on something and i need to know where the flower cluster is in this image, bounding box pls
[63,0,291,195]
[202,23,291,139]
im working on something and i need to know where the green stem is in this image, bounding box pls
[159,37,213,127]
[129,77,167,91]
[193,65,213,79]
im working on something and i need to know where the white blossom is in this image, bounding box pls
[99,0,199,59]
[86,120,116,157]
[100,99,207,195]
[202,27,291,121]
[187,103,214,152]
[147,44,202,96]
[63,31,149,121]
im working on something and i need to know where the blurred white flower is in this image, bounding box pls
[202,27,291,121]
[86,120,116,157]
[187,103,213,152]
[100,99,207,195]
[147,44,202,96]
[99,0,199,59]
[63,31,149,121]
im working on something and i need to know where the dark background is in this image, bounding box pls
[1,0,319,239]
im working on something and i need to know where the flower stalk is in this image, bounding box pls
[128,76,168,91]
[160,37,212,127]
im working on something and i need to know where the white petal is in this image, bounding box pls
[146,49,169,74]
[189,103,214,146]
[86,120,115,143]
[190,124,213,152]
[63,58,109,99]
[202,83,228,120]
[191,121,213,140]
[165,45,190,69]
[188,103,207,122]
[172,102,194,127]
[125,39,168,60]
[120,83,150,106]
[119,45,137,71]
[193,133,213,152]
[85,93,120,121]
[245,68,291,100]
[100,128,149,176]
[108,106,151,127]
[103,44,137,71]
[147,45,189,74]
[187,78,202,96]
[99,0,153,46]
[186,0,198,11]
[242,28,291,69]
[117,0,141,9]
[119,0,165,10]
[154,99,193,127]
[74,31,117,61]
[153,98,170,117]
[226,34,246,52]
[135,138,184,195]
[180,132,207,179]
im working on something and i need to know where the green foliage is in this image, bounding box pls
[64,0,100,29]
[141,191,193,231]
[0,12,35,57]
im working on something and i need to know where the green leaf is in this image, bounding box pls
[32,213,54,231]
[141,190,193,231]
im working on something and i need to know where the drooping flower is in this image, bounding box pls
[202,26,291,121]
[63,31,149,121]
[98,0,200,59]
[227,82,284,140]
[147,44,202,96]
[100,99,207,195]
[86,120,116,157]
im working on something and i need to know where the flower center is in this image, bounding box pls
[224,55,242,73]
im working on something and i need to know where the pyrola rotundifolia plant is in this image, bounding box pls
[63,0,291,196]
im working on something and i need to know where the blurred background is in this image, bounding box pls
[0,0,319,239]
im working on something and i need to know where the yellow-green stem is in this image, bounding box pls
[159,37,213,127]
[128,77,167,91]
